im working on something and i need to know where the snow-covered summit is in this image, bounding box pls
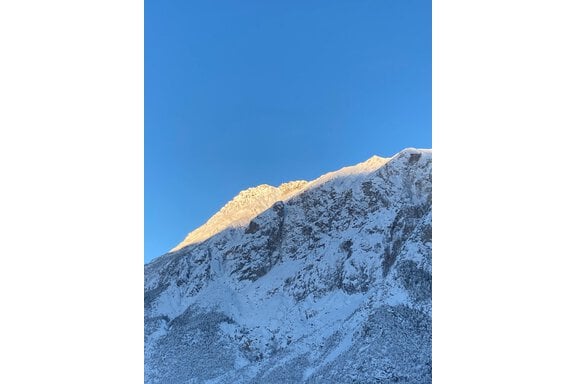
[171,152,415,252]
[172,180,309,251]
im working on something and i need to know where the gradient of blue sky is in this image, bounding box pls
[145,0,431,263]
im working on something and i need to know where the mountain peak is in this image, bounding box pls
[366,154,386,162]
[358,154,389,168]
[171,180,309,252]
[170,149,427,253]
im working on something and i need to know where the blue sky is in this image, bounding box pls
[145,0,431,263]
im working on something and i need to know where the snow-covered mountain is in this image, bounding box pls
[145,148,432,384]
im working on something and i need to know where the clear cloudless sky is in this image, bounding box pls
[145,0,431,263]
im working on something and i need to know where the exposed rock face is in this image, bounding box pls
[145,148,432,384]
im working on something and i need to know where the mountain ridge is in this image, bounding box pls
[169,148,428,254]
